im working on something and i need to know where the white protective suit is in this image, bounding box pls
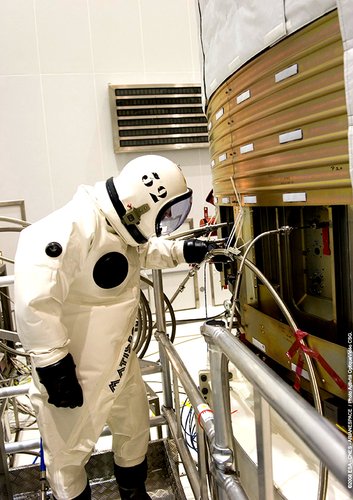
[14,157,191,499]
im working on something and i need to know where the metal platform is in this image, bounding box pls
[9,439,187,500]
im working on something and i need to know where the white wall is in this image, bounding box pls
[0,0,213,271]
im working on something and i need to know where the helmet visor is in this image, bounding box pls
[156,189,192,236]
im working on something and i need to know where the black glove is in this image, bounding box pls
[183,239,217,264]
[36,353,83,408]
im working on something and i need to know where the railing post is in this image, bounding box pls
[157,329,248,499]
[253,390,274,500]
[151,269,173,409]
[197,426,211,499]
[201,320,247,500]
[0,401,13,499]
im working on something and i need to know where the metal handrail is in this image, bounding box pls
[153,269,248,500]
[3,416,166,456]
[0,275,14,288]
[201,320,349,494]
[210,246,331,500]
[156,330,249,500]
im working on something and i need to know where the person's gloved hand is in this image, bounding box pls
[183,239,233,272]
[36,353,83,408]
[183,239,218,264]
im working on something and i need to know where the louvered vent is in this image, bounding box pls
[109,84,209,152]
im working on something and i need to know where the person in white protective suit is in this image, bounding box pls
[14,155,215,500]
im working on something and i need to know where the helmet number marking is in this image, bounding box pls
[142,172,160,187]
[142,173,167,203]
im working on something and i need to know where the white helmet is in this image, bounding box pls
[105,155,192,245]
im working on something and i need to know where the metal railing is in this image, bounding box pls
[201,320,348,498]
[0,271,351,499]
[157,325,348,498]
[151,268,349,500]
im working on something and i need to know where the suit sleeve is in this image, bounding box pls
[138,236,186,269]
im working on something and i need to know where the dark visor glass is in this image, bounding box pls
[156,190,192,236]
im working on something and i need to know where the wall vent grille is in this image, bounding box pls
[109,84,209,152]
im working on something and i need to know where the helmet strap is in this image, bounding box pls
[122,204,150,226]
[106,177,148,244]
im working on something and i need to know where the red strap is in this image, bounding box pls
[286,329,347,392]
[197,408,214,428]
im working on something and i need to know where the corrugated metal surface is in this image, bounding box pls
[207,10,353,206]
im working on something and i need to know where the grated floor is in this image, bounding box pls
[10,439,186,500]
